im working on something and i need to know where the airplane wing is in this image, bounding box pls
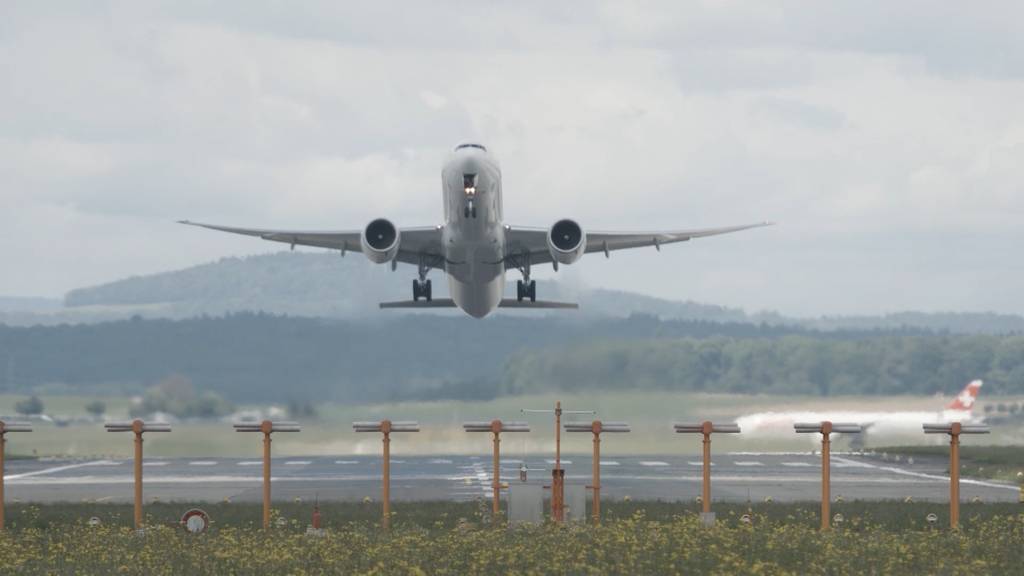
[504,221,773,266]
[178,220,444,267]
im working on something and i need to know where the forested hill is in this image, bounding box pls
[2,313,1022,403]
[34,252,1021,334]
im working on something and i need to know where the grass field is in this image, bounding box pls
[1,501,1022,574]
[3,391,1024,457]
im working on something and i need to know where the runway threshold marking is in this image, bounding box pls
[4,460,120,480]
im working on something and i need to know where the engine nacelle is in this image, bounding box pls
[361,218,400,264]
[547,219,586,265]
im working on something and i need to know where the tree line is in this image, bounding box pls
[0,313,1021,402]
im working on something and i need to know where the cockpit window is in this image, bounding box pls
[454,143,487,152]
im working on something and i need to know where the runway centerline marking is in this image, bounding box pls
[334,460,359,465]
[733,461,763,466]
[687,461,714,467]
[639,461,670,467]
[600,461,620,466]
[237,461,262,466]
[188,461,218,466]
[545,460,572,465]
[142,462,168,467]
[285,461,311,466]
[782,462,812,467]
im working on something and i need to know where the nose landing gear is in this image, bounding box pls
[464,200,477,219]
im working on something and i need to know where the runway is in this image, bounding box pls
[3,452,1018,503]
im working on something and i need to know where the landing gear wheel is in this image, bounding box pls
[516,280,537,302]
[413,279,433,302]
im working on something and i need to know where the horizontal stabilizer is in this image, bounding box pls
[379,299,457,309]
[379,299,578,310]
[499,299,578,309]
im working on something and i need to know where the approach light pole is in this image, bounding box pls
[105,419,171,529]
[565,420,630,524]
[522,402,595,522]
[234,420,301,529]
[794,421,862,531]
[353,420,419,529]
[924,422,990,528]
[463,420,530,518]
[675,421,741,526]
[0,420,31,531]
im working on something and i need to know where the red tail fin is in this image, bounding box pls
[946,380,983,411]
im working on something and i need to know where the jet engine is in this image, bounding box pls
[547,219,586,265]
[361,218,400,263]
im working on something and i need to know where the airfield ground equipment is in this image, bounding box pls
[923,421,990,528]
[0,420,31,531]
[565,420,630,524]
[104,419,171,529]
[234,420,301,529]
[522,402,595,522]
[675,421,741,526]
[353,419,419,529]
[463,420,530,518]
[794,421,862,531]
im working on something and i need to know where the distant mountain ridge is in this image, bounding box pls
[0,251,1020,334]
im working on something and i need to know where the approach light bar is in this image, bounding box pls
[234,421,301,433]
[353,421,420,433]
[564,421,631,433]
[463,421,530,433]
[923,423,990,434]
[0,422,32,433]
[794,422,862,434]
[674,423,741,434]
[105,421,172,433]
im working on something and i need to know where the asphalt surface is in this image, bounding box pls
[3,452,1018,503]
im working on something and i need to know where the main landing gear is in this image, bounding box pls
[412,255,439,302]
[516,279,536,302]
[413,279,432,302]
[507,251,536,302]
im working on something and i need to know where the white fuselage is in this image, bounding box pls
[735,409,979,438]
[441,146,506,318]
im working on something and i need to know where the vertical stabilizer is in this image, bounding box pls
[946,380,983,411]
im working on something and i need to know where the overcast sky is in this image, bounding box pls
[2,1,1022,316]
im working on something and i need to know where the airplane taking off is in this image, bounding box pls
[735,380,984,438]
[182,143,770,318]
